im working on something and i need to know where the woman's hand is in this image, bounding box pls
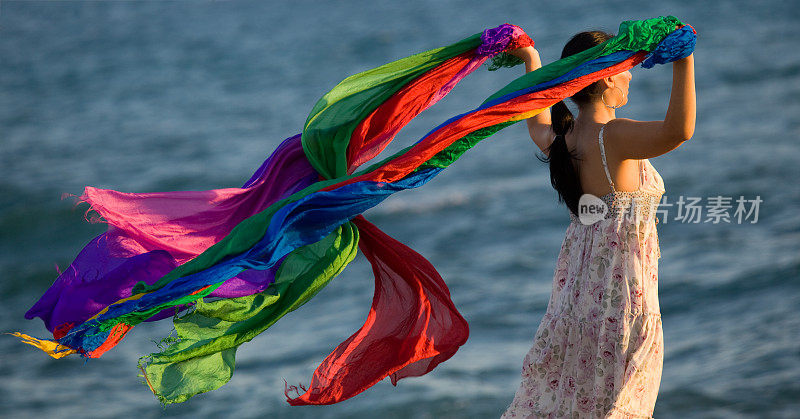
[675,51,693,64]
[508,46,542,73]
[507,46,538,61]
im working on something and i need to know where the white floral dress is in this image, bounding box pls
[502,124,665,418]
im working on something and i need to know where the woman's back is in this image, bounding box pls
[564,121,647,199]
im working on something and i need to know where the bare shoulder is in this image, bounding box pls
[604,118,687,160]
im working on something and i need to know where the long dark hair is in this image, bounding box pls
[537,30,615,217]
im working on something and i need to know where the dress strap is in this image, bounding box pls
[638,159,645,188]
[598,124,616,193]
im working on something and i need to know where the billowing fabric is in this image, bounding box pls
[25,133,316,334]
[17,17,696,407]
[502,125,666,418]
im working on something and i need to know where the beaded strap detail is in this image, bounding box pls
[599,125,616,193]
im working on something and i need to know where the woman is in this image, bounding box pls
[501,29,696,418]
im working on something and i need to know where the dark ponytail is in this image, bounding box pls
[536,30,615,218]
[537,101,582,217]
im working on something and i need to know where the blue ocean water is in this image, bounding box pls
[1,1,798,417]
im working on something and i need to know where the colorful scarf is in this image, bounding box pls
[15,16,696,406]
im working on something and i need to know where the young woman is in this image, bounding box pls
[500,29,696,418]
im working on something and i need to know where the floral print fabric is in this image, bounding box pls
[502,162,665,418]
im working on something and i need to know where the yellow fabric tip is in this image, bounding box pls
[506,108,546,122]
[9,332,77,359]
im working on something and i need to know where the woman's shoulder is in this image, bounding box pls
[603,118,682,160]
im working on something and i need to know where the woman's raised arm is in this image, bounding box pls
[509,46,554,154]
[606,52,696,160]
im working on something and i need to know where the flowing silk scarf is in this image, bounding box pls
[15,16,696,406]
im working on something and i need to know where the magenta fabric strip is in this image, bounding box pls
[433,55,490,104]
